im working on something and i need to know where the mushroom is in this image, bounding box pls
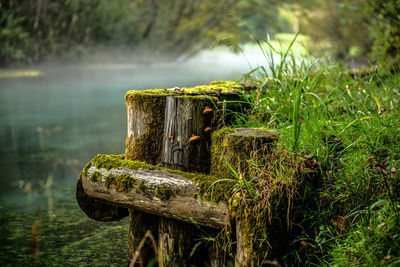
[203,106,213,115]
[189,134,201,143]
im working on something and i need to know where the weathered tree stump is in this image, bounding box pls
[161,95,213,173]
[124,82,245,266]
[125,81,245,168]
[210,127,280,266]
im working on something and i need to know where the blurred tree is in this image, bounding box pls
[296,0,373,61]
[0,0,290,65]
[366,0,400,69]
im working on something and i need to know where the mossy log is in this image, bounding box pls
[80,164,229,229]
[76,179,128,221]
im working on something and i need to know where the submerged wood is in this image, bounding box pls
[81,165,229,229]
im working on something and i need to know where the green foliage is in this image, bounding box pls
[232,35,400,264]
[330,200,400,266]
[366,0,400,69]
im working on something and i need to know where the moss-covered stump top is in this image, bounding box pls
[78,154,230,228]
[125,80,242,104]
[228,128,279,139]
[210,127,280,178]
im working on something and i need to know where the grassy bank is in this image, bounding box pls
[223,36,400,265]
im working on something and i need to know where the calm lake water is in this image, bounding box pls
[0,50,265,266]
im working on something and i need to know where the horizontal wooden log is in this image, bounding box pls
[81,165,229,229]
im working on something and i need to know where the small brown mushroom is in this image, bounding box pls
[212,97,219,102]
[204,127,212,133]
[168,130,174,144]
[189,134,201,143]
[203,106,213,115]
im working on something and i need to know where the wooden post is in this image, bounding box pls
[159,95,214,266]
[124,83,245,266]
[128,209,159,266]
[210,128,280,266]
[235,219,253,267]
[158,217,196,267]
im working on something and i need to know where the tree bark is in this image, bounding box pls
[81,165,229,229]
[76,178,128,221]
[235,219,253,267]
[158,217,195,267]
[161,96,214,173]
[125,94,166,164]
[128,209,159,266]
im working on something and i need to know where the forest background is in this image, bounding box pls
[1,0,399,68]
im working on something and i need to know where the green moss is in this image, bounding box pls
[125,94,166,164]
[91,154,157,171]
[137,181,148,193]
[84,154,232,203]
[155,185,174,200]
[210,127,279,178]
[104,173,138,192]
[210,127,236,178]
[78,160,93,180]
[90,171,101,182]
[124,80,243,99]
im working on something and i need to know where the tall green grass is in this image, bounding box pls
[231,34,400,265]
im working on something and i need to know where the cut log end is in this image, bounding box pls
[76,179,128,221]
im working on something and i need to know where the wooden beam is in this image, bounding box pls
[81,165,229,229]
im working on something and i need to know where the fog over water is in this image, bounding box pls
[0,48,270,265]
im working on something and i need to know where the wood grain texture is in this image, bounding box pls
[161,96,213,173]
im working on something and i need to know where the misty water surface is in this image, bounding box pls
[0,49,269,266]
